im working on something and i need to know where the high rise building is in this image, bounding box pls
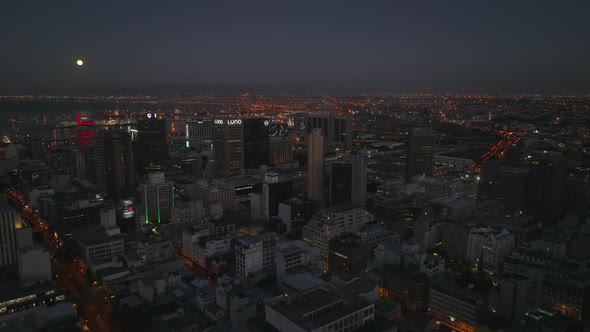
[136,114,168,174]
[526,160,564,224]
[83,144,96,184]
[29,137,43,161]
[307,129,324,205]
[75,111,98,150]
[406,127,436,183]
[242,118,270,169]
[278,198,313,239]
[329,161,352,206]
[269,135,293,165]
[328,234,367,274]
[251,172,293,220]
[140,172,174,224]
[303,205,372,261]
[194,150,215,182]
[94,130,135,199]
[327,155,367,207]
[235,231,277,279]
[346,154,367,206]
[0,206,23,267]
[212,118,243,178]
[186,120,213,151]
[261,172,293,220]
[305,114,353,150]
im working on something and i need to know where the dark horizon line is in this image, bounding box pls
[1,84,589,97]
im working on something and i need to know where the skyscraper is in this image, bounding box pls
[94,130,135,199]
[136,114,168,174]
[406,127,436,183]
[0,206,23,267]
[329,161,352,206]
[263,172,293,219]
[307,129,324,205]
[140,172,174,224]
[269,135,293,165]
[212,118,243,178]
[194,150,215,182]
[327,154,367,207]
[243,118,270,169]
[346,154,367,206]
[305,114,352,150]
[526,160,564,224]
[186,119,213,151]
[29,137,43,161]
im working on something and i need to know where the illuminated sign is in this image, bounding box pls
[146,112,158,119]
[214,119,242,125]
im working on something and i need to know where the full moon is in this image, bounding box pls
[76,59,84,66]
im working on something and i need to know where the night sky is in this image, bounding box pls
[2,0,590,93]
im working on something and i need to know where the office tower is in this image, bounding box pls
[75,111,98,149]
[235,231,277,279]
[406,127,436,183]
[278,198,313,239]
[140,172,174,224]
[303,205,372,261]
[194,150,215,181]
[261,172,293,220]
[0,206,23,267]
[269,135,292,165]
[327,154,367,207]
[328,234,366,274]
[212,118,243,178]
[346,154,367,206]
[186,119,213,150]
[526,160,564,224]
[329,161,352,206]
[94,130,135,198]
[30,137,43,161]
[71,148,86,179]
[83,144,96,184]
[242,118,270,169]
[496,274,530,322]
[479,159,528,210]
[307,129,324,204]
[20,160,49,192]
[305,114,353,150]
[136,114,168,174]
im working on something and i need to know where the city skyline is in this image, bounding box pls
[2,0,590,94]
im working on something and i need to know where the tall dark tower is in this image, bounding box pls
[526,159,564,224]
[29,137,43,161]
[136,113,168,175]
[329,161,352,206]
[94,130,135,199]
[212,118,243,178]
[243,118,270,169]
[406,127,435,183]
[307,129,324,206]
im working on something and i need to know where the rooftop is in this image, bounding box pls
[71,223,123,246]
